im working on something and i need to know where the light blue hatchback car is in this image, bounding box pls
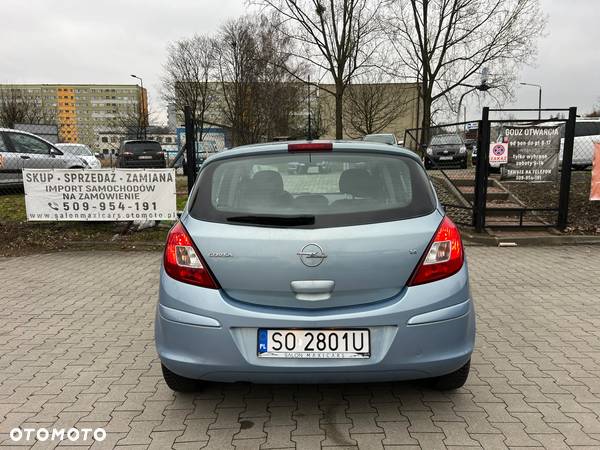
[155,141,475,391]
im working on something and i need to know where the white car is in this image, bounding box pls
[55,143,102,169]
[561,119,600,170]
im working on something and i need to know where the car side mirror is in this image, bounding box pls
[94,152,100,157]
[49,147,63,156]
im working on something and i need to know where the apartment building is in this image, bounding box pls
[0,84,147,148]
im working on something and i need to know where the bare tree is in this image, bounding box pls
[216,15,304,145]
[162,34,215,137]
[108,102,158,141]
[385,0,545,144]
[343,74,412,137]
[256,0,385,139]
[0,88,55,128]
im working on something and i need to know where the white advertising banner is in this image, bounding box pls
[23,169,177,221]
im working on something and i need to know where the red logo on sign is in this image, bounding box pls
[492,144,505,156]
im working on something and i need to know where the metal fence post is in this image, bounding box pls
[557,106,577,230]
[473,107,490,232]
[184,106,196,194]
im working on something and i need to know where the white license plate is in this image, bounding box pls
[439,156,453,160]
[257,329,370,359]
[138,155,152,159]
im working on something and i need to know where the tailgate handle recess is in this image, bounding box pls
[290,280,335,301]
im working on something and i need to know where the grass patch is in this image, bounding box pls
[0,193,26,221]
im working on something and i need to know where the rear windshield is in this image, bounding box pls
[58,144,92,156]
[122,141,161,154]
[190,151,436,228]
[430,135,462,145]
[575,122,600,137]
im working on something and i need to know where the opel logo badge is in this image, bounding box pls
[297,243,327,267]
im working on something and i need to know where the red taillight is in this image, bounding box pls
[408,216,464,286]
[288,142,333,152]
[164,222,219,289]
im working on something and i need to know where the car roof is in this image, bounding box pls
[206,140,422,164]
[0,127,57,146]
[0,127,41,135]
[122,139,160,144]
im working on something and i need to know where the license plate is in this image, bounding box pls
[257,329,370,359]
[439,156,453,160]
[138,155,152,159]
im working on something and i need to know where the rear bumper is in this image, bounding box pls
[429,154,467,166]
[155,265,475,383]
[118,160,166,168]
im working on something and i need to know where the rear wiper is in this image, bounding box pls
[226,215,315,226]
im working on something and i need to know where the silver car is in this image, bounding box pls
[363,133,398,146]
[0,128,87,186]
[155,141,475,391]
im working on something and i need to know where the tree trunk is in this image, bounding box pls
[420,84,433,152]
[335,82,344,139]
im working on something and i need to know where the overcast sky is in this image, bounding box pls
[1,0,598,123]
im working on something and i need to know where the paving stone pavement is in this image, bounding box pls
[1,246,600,449]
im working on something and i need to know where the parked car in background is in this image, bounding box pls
[156,140,475,392]
[117,140,166,168]
[425,134,468,169]
[0,128,86,186]
[55,143,101,169]
[363,133,398,146]
[557,119,599,170]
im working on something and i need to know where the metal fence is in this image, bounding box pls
[403,121,478,227]
[404,107,593,231]
[1,106,596,233]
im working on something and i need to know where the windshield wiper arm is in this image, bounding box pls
[226,215,315,226]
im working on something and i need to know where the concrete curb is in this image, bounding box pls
[461,231,600,247]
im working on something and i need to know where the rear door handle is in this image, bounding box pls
[20,155,30,159]
[290,280,335,301]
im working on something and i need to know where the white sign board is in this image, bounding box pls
[465,122,479,131]
[489,142,509,164]
[23,169,177,221]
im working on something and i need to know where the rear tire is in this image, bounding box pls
[161,364,201,392]
[429,359,470,390]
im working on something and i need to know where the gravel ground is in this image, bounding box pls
[503,171,599,234]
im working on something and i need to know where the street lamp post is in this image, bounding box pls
[455,67,491,126]
[520,82,542,120]
[455,83,490,131]
[130,74,146,138]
